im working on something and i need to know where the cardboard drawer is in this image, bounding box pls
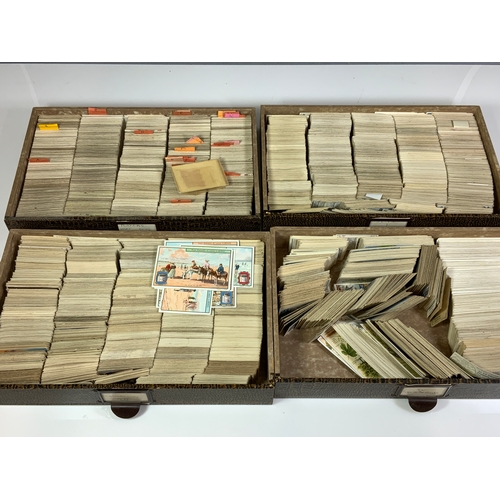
[261,105,500,229]
[0,230,274,413]
[271,226,500,410]
[5,107,261,232]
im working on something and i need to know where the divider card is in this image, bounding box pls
[153,245,233,291]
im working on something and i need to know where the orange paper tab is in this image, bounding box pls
[212,141,234,147]
[186,136,204,144]
[38,123,59,131]
[225,171,242,177]
[173,110,192,116]
[170,199,194,203]
[29,157,50,163]
[174,147,196,152]
[165,156,196,163]
[218,110,237,118]
[134,129,154,134]
[88,107,107,115]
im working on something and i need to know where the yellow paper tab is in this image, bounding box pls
[38,123,59,130]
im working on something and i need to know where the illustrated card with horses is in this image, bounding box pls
[166,239,255,289]
[153,245,234,291]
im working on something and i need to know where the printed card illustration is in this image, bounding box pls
[159,288,213,315]
[153,245,233,291]
[212,289,237,308]
[233,246,255,287]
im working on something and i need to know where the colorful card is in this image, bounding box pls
[159,288,213,315]
[232,246,255,288]
[153,245,233,291]
[212,289,237,308]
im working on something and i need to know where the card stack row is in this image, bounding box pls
[351,112,403,200]
[17,115,81,216]
[42,237,122,384]
[158,115,211,215]
[64,115,124,215]
[204,240,264,379]
[307,113,357,202]
[266,115,311,210]
[0,235,70,383]
[391,112,448,213]
[438,238,500,373]
[97,238,164,380]
[111,115,169,216]
[205,115,254,216]
[433,112,494,214]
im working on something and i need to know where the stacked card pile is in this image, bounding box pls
[111,115,169,215]
[203,240,264,380]
[307,113,357,203]
[64,115,124,215]
[142,238,263,383]
[433,112,494,214]
[278,235,355,334]
[277,233,477,379]
[6,235,70,290]
[320,318,469,379]
[391,113,448,212]
[98,239,164,375]
[205,114,254,215]
[41,237,121,384]
[266,115,311,209]
[157,115,211,215]
[373,319,470,378]
[352,113,402,200]
[347,237,466,375]
[321,320,428,378]
[136,313,214,384]
[343,236,449,325]
[438,238,500,372]
[17,116,81,216]
[0,236,70,383]
[336,236,431,283]
[278,255,331,314]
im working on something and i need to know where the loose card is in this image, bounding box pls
[212,289,237,308]
[159,288,213,315]
[153,245,233,291]
[232,246,255,288]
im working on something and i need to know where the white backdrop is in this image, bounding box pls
[1,63,500,437]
